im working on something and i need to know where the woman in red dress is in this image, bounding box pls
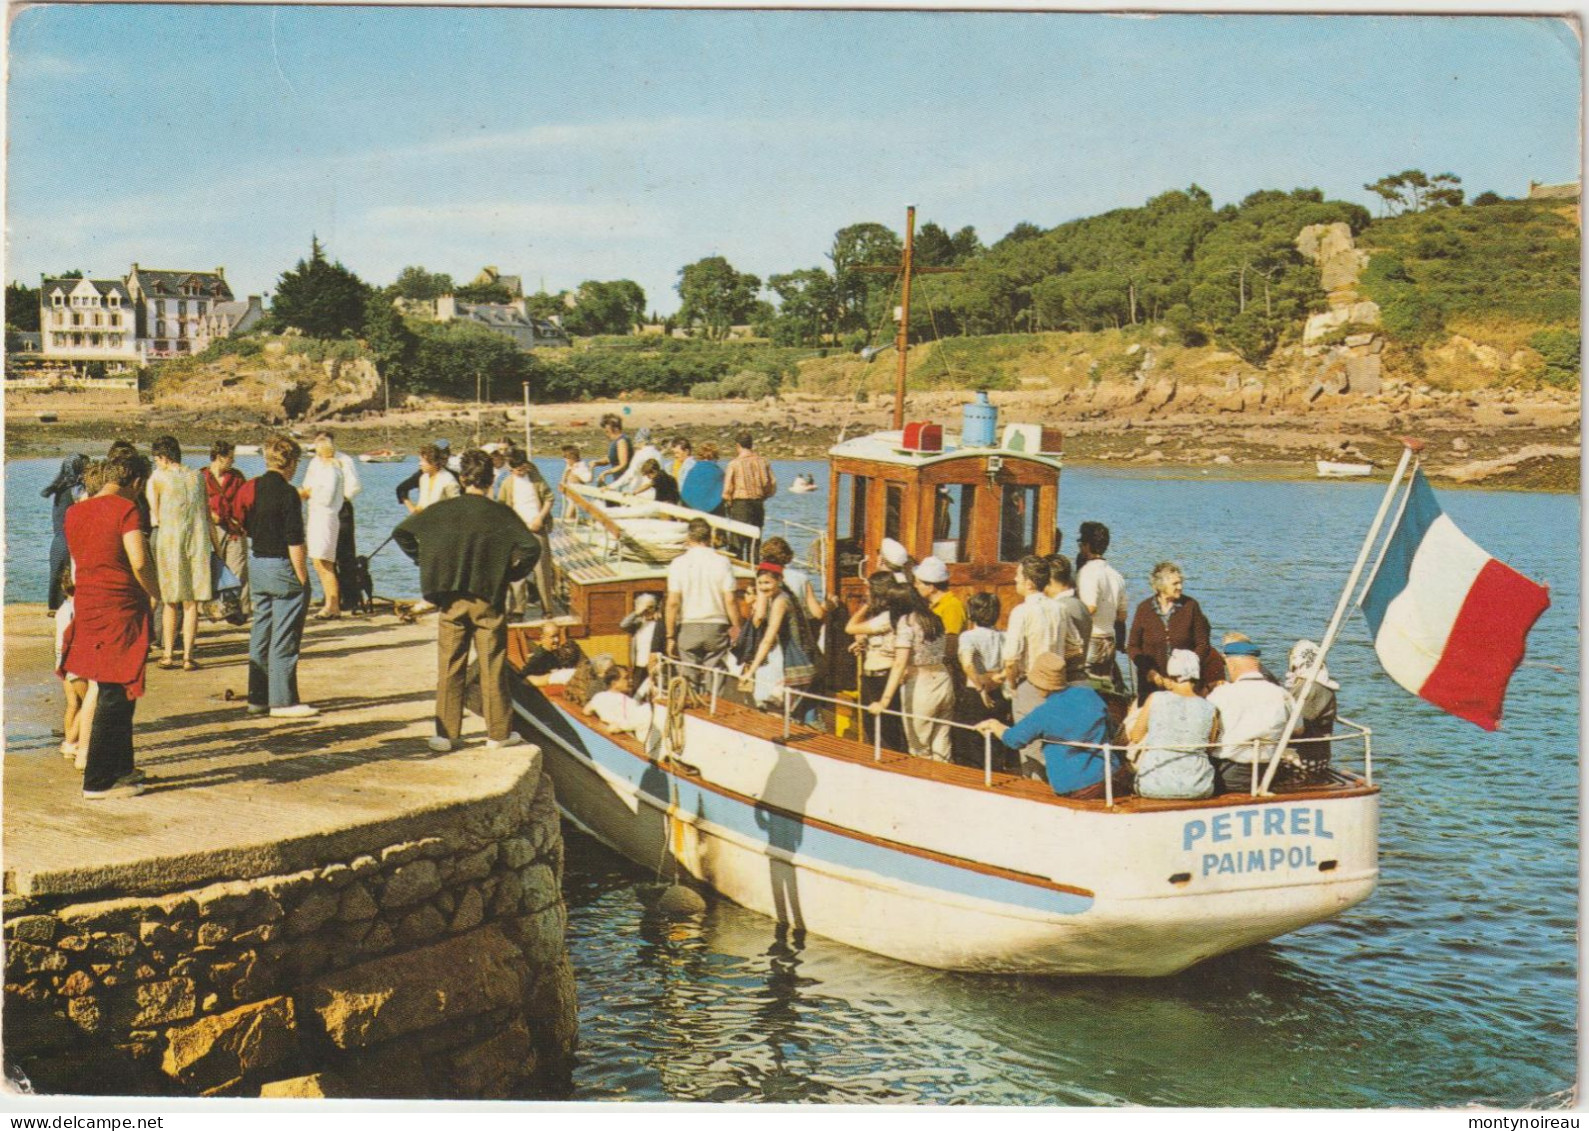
[61,452,160,800]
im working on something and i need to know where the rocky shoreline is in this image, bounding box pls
[4,385,1579,492]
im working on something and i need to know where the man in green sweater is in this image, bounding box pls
[394,449,541,753]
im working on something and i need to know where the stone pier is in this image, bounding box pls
[2,608,576,1098]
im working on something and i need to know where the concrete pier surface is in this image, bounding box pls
[4,604,534,901]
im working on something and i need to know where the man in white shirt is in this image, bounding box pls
[1206,639,1296,795]
[665,518,743,690]
[1043,553,1092,682]
[1076,521,1127,688]
[999,556,1064,764]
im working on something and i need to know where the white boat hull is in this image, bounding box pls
[515,687,1379,976]
[1316,460,1374,478]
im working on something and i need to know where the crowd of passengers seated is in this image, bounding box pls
[519,520,1339,802]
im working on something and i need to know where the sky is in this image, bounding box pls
[5,6,1581,316]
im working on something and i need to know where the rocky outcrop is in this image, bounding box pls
[3,766,575,1099]
[1297,222,1370,300]
[303,357,382,420]
[1295,223,1386,396]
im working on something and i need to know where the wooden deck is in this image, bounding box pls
[552,683,1375,815]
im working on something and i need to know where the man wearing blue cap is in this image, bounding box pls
[1205,638,1295,794]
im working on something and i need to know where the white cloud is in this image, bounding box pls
[363,200,659,239]
[366,115,866,165]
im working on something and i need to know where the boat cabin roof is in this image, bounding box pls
[829,429,1063,473]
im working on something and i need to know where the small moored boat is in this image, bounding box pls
[359,448,407,464]
[789,473,818,493]
[1317,460,1374,479]
[234,443,262,456]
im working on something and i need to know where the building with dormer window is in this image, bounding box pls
[38,277,140,370]
[435,294,570,350]
[126,264,234,359]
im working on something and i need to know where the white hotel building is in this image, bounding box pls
[39,277,141,369]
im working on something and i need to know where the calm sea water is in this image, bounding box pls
[6,454,1578,1107]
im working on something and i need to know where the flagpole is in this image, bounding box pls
[1256,439,1422,795]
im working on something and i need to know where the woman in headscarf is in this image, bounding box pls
[1126,648,1218,799]
[42,453,88,612]
[1285,638,1339,781]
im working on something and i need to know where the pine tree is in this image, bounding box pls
[272,236,371,338]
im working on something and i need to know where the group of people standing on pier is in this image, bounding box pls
[43,429,560,801]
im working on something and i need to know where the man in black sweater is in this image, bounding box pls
[394,449,540,753]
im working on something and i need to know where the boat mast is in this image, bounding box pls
[893,205,916,432]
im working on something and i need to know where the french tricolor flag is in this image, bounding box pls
[1360,470,1550,731]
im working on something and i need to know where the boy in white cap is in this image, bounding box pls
[878,538,913,583]
[913,555,966,638]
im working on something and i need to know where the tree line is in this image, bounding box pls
[13,167,1575,393]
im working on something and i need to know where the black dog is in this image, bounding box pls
[343,554,376,616]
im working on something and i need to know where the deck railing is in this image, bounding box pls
[648,655,1373,804]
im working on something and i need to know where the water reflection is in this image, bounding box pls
[565,822,1573,1107]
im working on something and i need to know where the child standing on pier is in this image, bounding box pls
[54,565,90,765]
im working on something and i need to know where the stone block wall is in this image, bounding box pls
[3,769,576,1099]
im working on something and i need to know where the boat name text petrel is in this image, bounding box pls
[1182,807,1336,851]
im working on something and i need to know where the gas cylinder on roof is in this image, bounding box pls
[962,391,998,448]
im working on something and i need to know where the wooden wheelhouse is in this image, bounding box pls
[826,430,1062,622]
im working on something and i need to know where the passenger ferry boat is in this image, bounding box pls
[505,210,1380,976]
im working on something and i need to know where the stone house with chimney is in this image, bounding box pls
[126,264,234,359]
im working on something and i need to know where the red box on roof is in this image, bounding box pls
[902,421,943,452]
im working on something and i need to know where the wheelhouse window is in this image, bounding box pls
[999,484,1039,562]
[883,483,904,544]
[931,483,977,563]
[834,473,869,578]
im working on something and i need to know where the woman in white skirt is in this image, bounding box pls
[298,435,345,620]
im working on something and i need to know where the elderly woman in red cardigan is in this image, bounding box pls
[1126,561,1225,704]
